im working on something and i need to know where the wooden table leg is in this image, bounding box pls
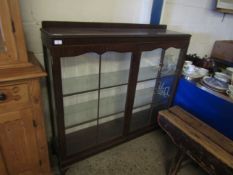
[168,149,186,175]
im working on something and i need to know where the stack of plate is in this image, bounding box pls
[202,76,229,93]
[183,67,209,80]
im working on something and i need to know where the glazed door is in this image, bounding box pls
[0,0,17,64]
[0,109,40,175]
[130,48,181,132]
[60,52,132,155]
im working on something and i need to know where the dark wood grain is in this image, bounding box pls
[42,21,167,30]
[123,51,141,135]
[211,40,233,64]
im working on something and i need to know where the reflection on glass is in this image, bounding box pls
[138,49,162,81]
[64,91,98,155]
[99,85,127,117]
[153,75,175,106]
[133,80,156,108]
[61,53,99,95]
[161,48,181,77]
[101,52,131,88]
[130,79,156,132]
[0,19,5,52]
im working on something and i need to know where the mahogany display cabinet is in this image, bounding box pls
[41,21,191,171]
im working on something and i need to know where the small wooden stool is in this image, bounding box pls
[158,106,233,175]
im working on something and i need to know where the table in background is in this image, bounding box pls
[174,78,233,140]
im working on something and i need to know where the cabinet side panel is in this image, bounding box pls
[30,79,52,174]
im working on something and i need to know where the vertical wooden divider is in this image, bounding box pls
[123,50,141,136]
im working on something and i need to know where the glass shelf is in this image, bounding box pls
[62,66,174,96]
[64,86,156,129]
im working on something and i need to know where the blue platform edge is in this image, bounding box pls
[173,78,233,140]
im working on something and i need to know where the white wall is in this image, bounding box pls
[20,0,233,63]
[19,0,153,64]
[161,0,233,57]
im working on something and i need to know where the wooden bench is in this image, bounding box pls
[158,106,233,175]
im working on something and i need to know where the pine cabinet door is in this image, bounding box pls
[0,0,18,64]
[0,0,28,67]
[0,109,40,175]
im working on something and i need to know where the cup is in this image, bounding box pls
[226,85,233,99]
[183,61,192,72]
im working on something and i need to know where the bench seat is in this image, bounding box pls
[158,106,233,175]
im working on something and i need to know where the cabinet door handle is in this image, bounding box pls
[0,93,7,101]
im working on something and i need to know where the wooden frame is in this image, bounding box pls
[0,0,28,68]
[41,21,191,173]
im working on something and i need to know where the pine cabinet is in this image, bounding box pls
[0,0,28,68]
[0,59,52,175]
[41,21,191,172]
[0,0,52,174]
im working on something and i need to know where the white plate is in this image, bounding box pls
[214,72,230,83]
[202,76,228,91]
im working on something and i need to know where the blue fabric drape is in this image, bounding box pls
[174,78,233,140]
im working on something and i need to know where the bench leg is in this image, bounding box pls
[168,149,186,175]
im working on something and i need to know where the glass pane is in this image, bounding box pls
[66,120,97,155]
[130,79,156,132]
[134,80,156,108]
[98,113,124,143]
[0,19,5,52]
[99,85,127,117]
[161,48,181,77]
[64,91,98,155]
[63,91,98,128]
[98,76,128,142]
[130,49,162,132]
[61,53,99,95]
[101,52,131,88]
[138,49,162,81]
[131,105,152,131]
